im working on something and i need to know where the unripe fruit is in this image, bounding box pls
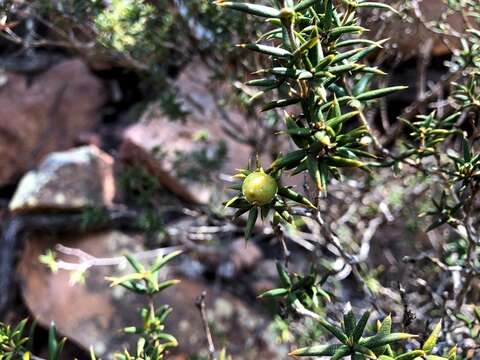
[242,171,278,206]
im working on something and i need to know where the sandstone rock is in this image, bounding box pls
[17,230,284,359]
[0,59,105,186]
[9,145,115,213]
[120,63,254,205]
[230,239,263,269]
[213,239,264,279]
[364,0,463,57]
[251,260,281,296]
[120,118,213,204]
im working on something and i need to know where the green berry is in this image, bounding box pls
[242,171,278,206]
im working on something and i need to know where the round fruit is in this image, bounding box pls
[242,171,278,206]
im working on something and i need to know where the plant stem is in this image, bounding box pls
[195,291,216,360]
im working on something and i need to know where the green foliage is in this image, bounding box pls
[120,166,160,207]
[106,250,182,296]
[35,248,182,359]
[0,0,265,121]
[47,323,67,360]
[0,319,30,358]
[290,314,457,360]
[31,0,257,70]
[218,0,479,358]
[172,137,228,184]
[39,249,59,273]
[401,111,461,156]
[0,320,67,360]
[107,251,181,359]
[289,310,416,359]
[225,163,315,238]
[259,263,331,311]
[94,0,156,55]
[455,307,480,340]
[221,0,407,240]
[3,0,480,358]
[80,206,110,230]
[120,166,165,235]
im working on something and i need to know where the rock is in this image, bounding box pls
[9,145,115,213]
[17,230,284,359]
[120,118,213,204]
[251,260,281,296]
[0,59,105,186]
[218,239,263,278]
[120,63,254,205]
[225,239,263,275]
[251,279,277,297]
[364,0,463,57]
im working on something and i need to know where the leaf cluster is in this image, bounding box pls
[217,0,406,198]
[0,320,65,360]
[259,262,331,310]
[105,251,182,359]
[291,315,457,360]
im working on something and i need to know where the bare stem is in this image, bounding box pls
[195,291,216,360]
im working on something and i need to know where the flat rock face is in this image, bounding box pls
[121,117,214,204]
[9,145,115,213]
[0,59,105,186]
[17,231,283,359]
[120,63,254,205]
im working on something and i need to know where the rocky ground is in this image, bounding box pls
[0,54,294,359]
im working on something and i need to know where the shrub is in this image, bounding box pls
[2,0,480,359]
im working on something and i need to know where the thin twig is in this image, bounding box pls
[195,291,216,360]
[53,244,182,272]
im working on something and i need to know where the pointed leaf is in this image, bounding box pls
[343,311,356,337]
[423,321,442,353]
[239,43,292,58]
[318,318,349,344]
[447,346,457,360]
[352,311,371,343]
[307,156,323,192]
[395,350,426,360]
[374,315,392,355]
[294,0,317,11]
[150,250,182,273]
[356,86,408,101]
[331,345,351,360]
[216,2,280,18]
[326,111,359,128]
[276,262,292,287]
[262,97,301,111]
[278,187,316,208]
[358,1,399,14]
[359,333,416,348]
[125,254,145,273]
[268,150,307,172]
[330,25,365,38]
[258,287,289,298]
[245,207,258,239]
[48,323,58,360]
[289,343,345,357]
